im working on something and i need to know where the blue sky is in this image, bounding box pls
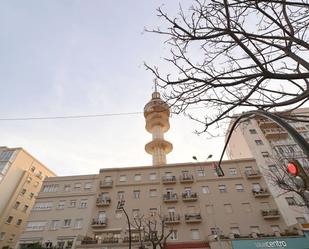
[0,0,225,176]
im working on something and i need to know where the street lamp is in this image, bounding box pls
[117,200,132,249]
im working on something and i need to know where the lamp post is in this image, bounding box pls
[117,200,131,249]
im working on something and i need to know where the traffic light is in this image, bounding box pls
[286,160,309,190]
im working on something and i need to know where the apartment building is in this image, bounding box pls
[0,147,56,249]
[17,92,309,249]
[226,108,309,226]
[18,175,98,249]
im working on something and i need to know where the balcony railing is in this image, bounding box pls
[101,238,119,244]
[163,193,178,202]
[245,169,262,179]
[180,174,194,183]
[162,175,176,184]
[185,213,202,223]
[164,214,181,224]
[261,209,280,219]
[182,192,198,201]
[96,197,111,206]
[99,180,113,188]
[123,236,140,243]
[91,218,107,228]
[252,188,270,198]
[263,128,288,140]
[81,238,98,245]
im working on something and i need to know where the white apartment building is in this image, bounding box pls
[226,108,309,226]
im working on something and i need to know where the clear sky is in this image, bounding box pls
[0,0,225,176]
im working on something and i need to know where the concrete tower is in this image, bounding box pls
[144,90,173,165]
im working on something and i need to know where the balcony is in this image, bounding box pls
[185,213,202,223]
[91,218,107,228]
[180,174,194,183]
[252,188,270,198]
[101,238,119,244]
[163,193,178,202]
[262,128,288,140]
[182,192,198,202]
[81,237,98,245]
[164,214,181,224]
[261,209,280,219]
[162,175,176,184]
[245,169,262,179]
[99,180,113,188]
[257,119,278,129]
[123,236,140,243]
[96,197,111,207]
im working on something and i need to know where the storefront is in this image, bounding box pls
[231,233,309,249]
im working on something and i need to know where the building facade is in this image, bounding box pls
[0,147,56,249]
[226,108,309,226]
[17,93,309,249]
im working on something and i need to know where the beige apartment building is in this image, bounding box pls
[17,92,309,249]
[0,147,56,249]
[226,108,309,226]
[18,175,98,249]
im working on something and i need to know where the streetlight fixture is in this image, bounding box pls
[116,200,132,249]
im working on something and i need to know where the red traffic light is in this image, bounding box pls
[287,162,298,176]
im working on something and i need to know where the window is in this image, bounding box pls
[224,204,233,213]
[255,139,264,145]
[13,201,20,209]
[0,150,14,161]
[268,165,278,173]
[149,189,157,197]
[271,225,280,233]
[6,216,13,224]
[210,227,220,235]
[84,182,92,189]
[119,175,127,182]
[20,188,26,195]
[74,183,81,191]
[64,185,71,192]
[250,226,260,234]
[134,174,142,181]
[0,232,5,240]
[286,197,297,206]
[242,203,251,212]
[149,208,157,216]
[230,227,240,235]
[23,205,29,212]
[197,169,205,177]
[26,221,47,231]
[296,217,306,224]
[235,184,244,192]
[149,173,157,180]
[33,202,53,211]
[57,201,65,209]
[42,184,59,193]
[191,229,200,240]
[252,183,261,192]
[27,177,32,183]
[79,199,88,208]
[133,190,140,199]
[249,129,257,134]
[206,205,214,214]
[30,166,35,172]
[201,186,210,194]
[218,185,227,193]
[50,220,60,230]
[69,200,76,208]
[74,219,83,229]
[63,219,71,227]
[261,151,270,158]
[170,230,178,240]
[117,191,125,200]
[132,209,140,218]
[29,192,34,199]
[229,168,237,176]
[16,219,22,225]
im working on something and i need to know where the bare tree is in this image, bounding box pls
[146,0,309,132]
[131,213,173,249]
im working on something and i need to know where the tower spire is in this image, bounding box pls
[144,88,173,165]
